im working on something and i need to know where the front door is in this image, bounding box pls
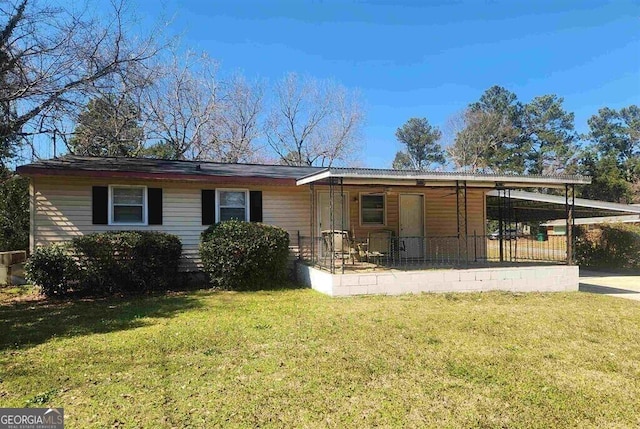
[317,192,349,234]
[399,194,424,258]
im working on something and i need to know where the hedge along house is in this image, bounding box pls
[18,155,592,296]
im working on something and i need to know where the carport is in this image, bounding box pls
[486,189,640,264]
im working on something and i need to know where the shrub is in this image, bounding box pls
[25,244,78,297]
[574,224,640,270]
[200,220,290,290]
[72,231,182,293]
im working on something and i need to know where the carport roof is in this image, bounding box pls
[296,167,590,188]
[486,190,640,222]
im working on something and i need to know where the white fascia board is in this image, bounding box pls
[296,170,332,185]
[488,190,640,214]
[297,170,590,187]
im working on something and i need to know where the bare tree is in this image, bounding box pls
[265,73,364,167]
[68,93,144,156]
[447,108,517,173]
[141,50,219,160]
[0,0,162,159]
[214,74,264,163]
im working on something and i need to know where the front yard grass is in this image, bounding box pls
[1,287,639,428]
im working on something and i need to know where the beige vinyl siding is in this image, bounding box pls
[312,185,486,239]
[32,176,489,269]
[311,185,487,260]
[425,188,486,237]
[32,177,310,269]
[424,188,487,259]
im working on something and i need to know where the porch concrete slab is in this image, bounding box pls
[479,280,499,292]
[340,275,361,286]
[358,275,378,286]
[411,271,446,284]
[457,280,483,291]
[474,270,492,281]
[377,274,398,285]
[298,263,579,297]
[490,270,508,280]
[459,271,476,282]
[504,270,522,280]
[428,282,452,292]
[367,283,389,295]
[382,283,404,295]
[349,285,370,295]
[443,271,461,282]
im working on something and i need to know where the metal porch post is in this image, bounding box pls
[456,181,469,265]
[565,184,574,265]
[507,188,512,262]
[341,177,345,274]
[464,181,468,265]
[310,183,315,265]
[456,181,469,266]
[572,184,576,264]
[456,181,460,264]
[329,178,335,274]
[498,188,504,263]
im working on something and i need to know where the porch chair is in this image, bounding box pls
[321,230,357,265]
[361,230,393,264]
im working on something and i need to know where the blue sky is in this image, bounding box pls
[68,1,640,167]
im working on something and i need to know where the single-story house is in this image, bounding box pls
[542,214,640,235]
[18,155,597,296]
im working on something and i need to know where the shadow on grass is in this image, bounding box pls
[579,283,639,295]
[0,292,204,351]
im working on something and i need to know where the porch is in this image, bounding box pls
[293,167,591,295]
[297,233,569,273]
[294,233,577,296]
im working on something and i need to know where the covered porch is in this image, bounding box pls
[295,168,590,273]
[289,167,637,295]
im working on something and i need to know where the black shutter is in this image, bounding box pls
[202,189,216,225]
[148,188,163,225]
[250,191,263,222]
[92,186,108,225]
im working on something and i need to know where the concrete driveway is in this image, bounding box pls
[579,270,640,301]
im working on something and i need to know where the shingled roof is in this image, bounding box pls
[17,155,324,181]
[18,155,591,189]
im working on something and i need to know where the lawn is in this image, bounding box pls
[1,287,639,428]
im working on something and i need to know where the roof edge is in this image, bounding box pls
[296,169,591,186]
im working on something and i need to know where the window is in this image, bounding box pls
[217,189,249,222]
[110,186,147,225]
[361,194,385,225]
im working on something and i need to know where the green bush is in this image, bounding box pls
[25,244,78,297]
[72,231,182,293]
[574,224,640,270]
[200,220,290,290]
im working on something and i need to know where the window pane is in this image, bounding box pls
[220,207,246,221]
[362,195,384,209]
[113,206,143,223]
[220,191,245,207]
[113,187,144,205]
[362,210,384,224]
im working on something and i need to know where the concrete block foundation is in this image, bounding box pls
[296,263,579,297]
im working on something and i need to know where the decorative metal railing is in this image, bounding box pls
[296,233,568,273]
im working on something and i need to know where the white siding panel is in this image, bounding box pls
[33,177,312,269]
[32,177,487,268]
